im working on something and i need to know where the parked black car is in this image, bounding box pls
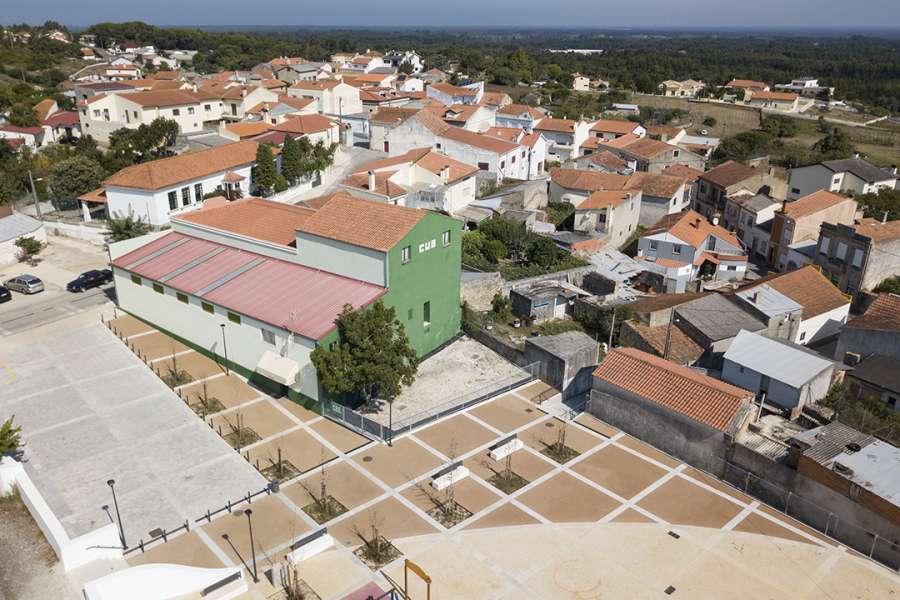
[0,285,11,303]
[66,269,113,293]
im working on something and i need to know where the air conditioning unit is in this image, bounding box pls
[843,352,861,367]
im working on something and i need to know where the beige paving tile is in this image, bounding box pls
[282,460,384,513]
[463,447,554,488]
[463,503,540,530]
[127,531,223,569]
[244,428,336,475]
[310,418,370,454]
[401,476,500,518]
[610,508,656,524]
[289,548,373,599]
[414,413,498,458]
[108,314,154,338]
[352,437,443,488]
[520,418,602,458]
[180,374,262,411]
[205,495,309,563]
[156,351,225,382]
[129,331,191,361]
[732,511,815,544]
[616,435,680,469]
[517,472,620,523]
[683,466,753,504]
[209,401,295,443]
[468,393,544,433]
[571,444,667,499]
[515,380,556,402]
[276,398,320,422]
[328,497,438,549]
[574,413,619,438]
[637,476,742,528]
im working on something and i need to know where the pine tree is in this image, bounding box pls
[252,143,277,197]
[280,135,302,185]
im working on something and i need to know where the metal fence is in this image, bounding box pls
[324,363,539,444]
[715,455,900,569]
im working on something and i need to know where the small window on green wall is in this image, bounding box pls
[423,301,431,328]
[152,283,164,294]
[176,292,188,304]
[227,312,241,325]
[201,302,214,314]
[131,274,142,285]
[401,245,411,264]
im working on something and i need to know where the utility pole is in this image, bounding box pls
[607,306,616,349]
[28,170,41,219]
[663,308,676,360]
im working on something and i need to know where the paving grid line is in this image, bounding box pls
[146,348,196,365]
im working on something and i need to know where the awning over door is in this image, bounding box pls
[256,351,300,386]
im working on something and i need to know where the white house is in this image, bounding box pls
[495,104,544,130]
[95,140,274,227]
[787,156,898,200]
[78,90,217,143]
[588,120,646,141]
[287,80,363,117]
[573,190,642,247]
[748,91,800,112]
[0,125,44,149]
[426,82,484,106]
[340,148,478,213]
[383,50,423,73]
[533,118,593,161]
[426,103,496,132]
[572,73,590,92]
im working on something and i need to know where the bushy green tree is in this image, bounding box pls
[310,301,418,404]
[48,156,104,202]
[105,211,150,243]
[858,188,900,222]
[814,128,854,160]
[874,276,900,295]
[8,104,38,127]
[761,115,799,138]
[280,135,302,185]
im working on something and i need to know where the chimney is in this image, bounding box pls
[367,170,376,191]
[440,165,450,184]
[853,152,860,160]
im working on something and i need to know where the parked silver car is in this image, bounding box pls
[5,275,45,295]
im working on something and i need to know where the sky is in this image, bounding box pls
[7,0,900,30]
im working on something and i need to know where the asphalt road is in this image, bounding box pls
[0,285,115,336]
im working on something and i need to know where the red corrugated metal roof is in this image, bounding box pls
[113,232,386,340]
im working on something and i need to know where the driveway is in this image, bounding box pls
[0,322,266,544]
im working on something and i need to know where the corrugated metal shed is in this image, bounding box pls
[113,232,386,340]
[724,330,835,389]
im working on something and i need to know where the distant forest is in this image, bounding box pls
[80,23,900,113]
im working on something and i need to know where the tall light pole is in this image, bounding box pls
[107,479,126,548]
[235,509,258,583]
[28,170,42,219]
[219,323,229,375]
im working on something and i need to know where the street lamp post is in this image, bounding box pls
[236,509,258,583]
[107,479,126,548]
[219,323,230,375]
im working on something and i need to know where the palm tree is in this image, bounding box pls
[105,210,149,243]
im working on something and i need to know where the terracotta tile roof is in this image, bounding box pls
[726,79,768,90]
[174,198,316,246]
[224,121,272,139]
[580,137,605,150]
[154,70,182,80]
[738,265,849,319]
[700,160,758,188]
[646,125,683,138]
[627,292,709,314]
[78,187,107,204]
[534,118,577,133]
[370,107,418,126]
[617,137,677,160]
[0,124,42,136]
[626,172,686,199]
[299,190,355,210]
[580,151,628,171]
[578,190,632,210]
[853,218,900,243]
[272,114,337,134]
[441,126,519,154]
[289,79,341,91]
[637,255,689,269]
[593,347,753,432]
[751,91,798,101]
[33,99,56,121]
[620,320,705,366]
[484,127,521,142]
[297,193,426,251]
[479,91,510,106]
[343,170,408,198]
[782,190,852,219]
[411,109,452,135]
[590,119,639,135]
[598,133,641,149]
[104,140,270,191]
[41,111,80,127]
[119,90,203,108]
[259,79,286,89]
[551,168,631,192]
[430,82,478,97]
[663,164,704,181]
[845,293,900,333]
[221,171,245,183]
[353,147,477,183]
[497,103,543,119]
[644,209,742,250]
[519,131,543,148]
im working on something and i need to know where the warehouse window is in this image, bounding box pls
[423,301,431,329]
[261,329,275,345]
[227,312,241,325]
[176,292,188,304]
[131,274,142,285]
[152,283,164,294]
[401,245,411,264]
[201,302,214,314]
[442,230,450,247]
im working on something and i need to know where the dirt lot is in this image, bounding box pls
[634,94,762,138]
